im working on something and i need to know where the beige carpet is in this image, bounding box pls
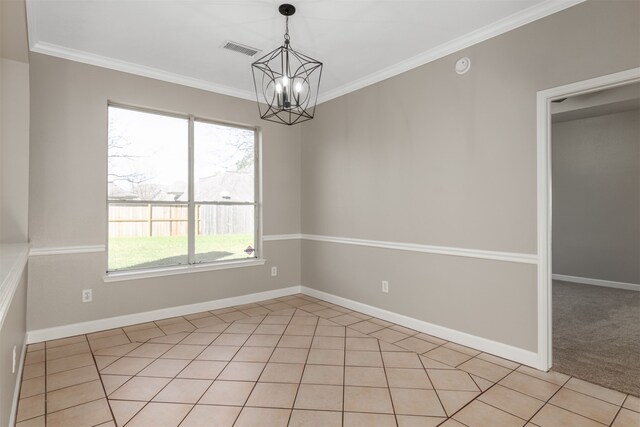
[553,280,640,396]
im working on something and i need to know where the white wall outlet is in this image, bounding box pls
[12,346,16,374]
[82,289,92,302]
[271,266,278,277]
[382,280,389,293]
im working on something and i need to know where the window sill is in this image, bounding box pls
[103,258,266,283]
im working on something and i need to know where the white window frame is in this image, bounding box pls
[105,103,263,281]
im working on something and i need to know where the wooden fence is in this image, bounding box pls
[108,203,253,238]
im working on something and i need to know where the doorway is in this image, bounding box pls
[550,83,640,395]
[536,68,640,385]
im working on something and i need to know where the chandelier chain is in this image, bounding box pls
[284,16,290,45]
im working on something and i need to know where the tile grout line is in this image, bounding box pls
[418,346,451,421]
[477,392,540,423]
[465,370,488,394]
[15,346,41,425]
[89,329,138,374]
[122,317,241,426]
[103,332,198,426]
[89,332,118,427]
[22,299,313,425]
[544,400,619,426]
[44,340,48,422]
[496,371,628,416]
[234,304,301,425]
[341,320,347,427]
[285,308,320,427]
[29,338,115,422]
[523,374,572,425]
[465,359,545,422]
[222,308,282,426]
[134,310,264,425]
[22,294,636,427]
[42,395,107,418]
[556,382,629,408]
[376,338,400,427]
[250,301,320,425]
[112,321,235,426]
[609,403,626,427]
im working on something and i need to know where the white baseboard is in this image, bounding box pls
[8,341,26,427]
[27,283,541,370]
[553,274,640,292]
[27,286,301,344]
[300,286,541,369]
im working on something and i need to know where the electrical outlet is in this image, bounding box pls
[382,280,389,293]
[271,266,278,277]
[12,346,16,374]
[82,289,92,303]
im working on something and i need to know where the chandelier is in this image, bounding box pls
[251,4,323,125]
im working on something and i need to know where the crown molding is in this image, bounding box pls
[26,0,585,105]
[29,41,257,102]
[316,0,586,104]
[25,0,40,53]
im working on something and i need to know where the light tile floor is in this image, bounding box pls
[15,294,640,426]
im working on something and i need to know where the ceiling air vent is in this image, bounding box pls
[222,41,261,57]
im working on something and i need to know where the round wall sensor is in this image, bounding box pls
[455,57,471,74]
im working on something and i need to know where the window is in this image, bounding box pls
[107,105,258,272]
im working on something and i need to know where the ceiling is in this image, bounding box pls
[552,83,640,123]
[26,0,584,103]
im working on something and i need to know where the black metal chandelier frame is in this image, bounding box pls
[251,4,323,126]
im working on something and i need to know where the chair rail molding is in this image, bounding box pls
[30,245,106,256]
[300,234,537,264]
[29,235,537,265]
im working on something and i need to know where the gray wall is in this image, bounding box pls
[1,0,30,243]
[21,0,640,354]
[300,0,640,352]
[1,58,30,243]
[27,54,301,331]
[553,109,640,284]
[0,1,30,424]
[0,0,30,64]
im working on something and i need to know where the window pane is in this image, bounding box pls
[194,121,255,203]
[108,106,188,202]
[107,106,259,272]
[195,204,255,263]
[108,203,189,270]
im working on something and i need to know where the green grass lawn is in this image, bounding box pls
[108,234,254,270]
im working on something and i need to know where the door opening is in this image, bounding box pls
[536,67,640,375]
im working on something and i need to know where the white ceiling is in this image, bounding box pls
[26,0,584,103]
